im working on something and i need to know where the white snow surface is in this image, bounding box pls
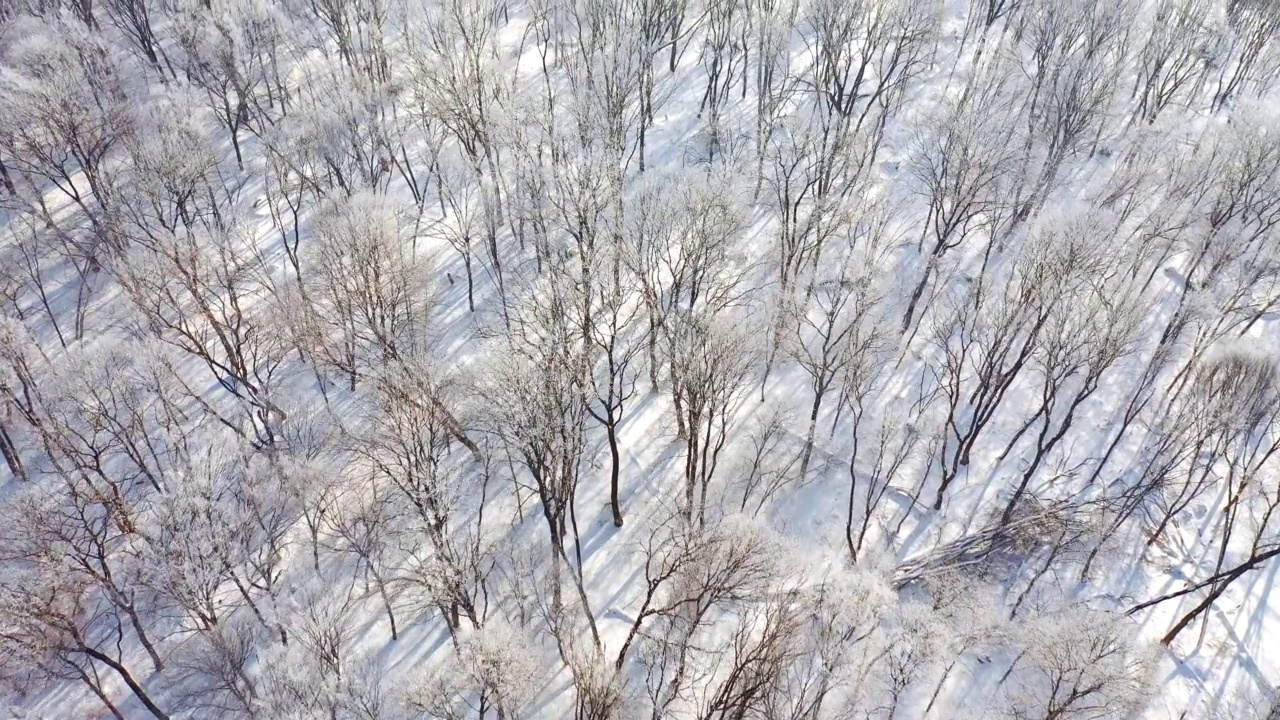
[1,0,1280,717]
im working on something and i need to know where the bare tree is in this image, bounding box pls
[324,480,402,641]
[622,168,754,431]
[142,438,262,633]
[404,618,537,720]
[0,343,217,674]
[270,66,397,197]
[0,16,130,338]
[1006,0,1129,219]
[252,573,377,719]
[901,81,1020,331]
[802,0,939,139]
[172,0,292,168]
[667,313,759,526]
[1,213,81,348]
[1002,606,1154,719]
[0,16,129,240]
[0,562,172,720]
[744,0,800,190]
[755,564,896,719]
[996,227,1145,525]
[631,515,796,718]
[924,246,1050,510]
[479,269,600,648]
[102,0,173,77]
[348,361,493,634]
[784,204,898,477]
[584,241,646,527]
[113,211,289,447]
[1131,0,1216,123]
[1125,349,1280,646]
[425,146,489,312]
[731,407,806,519]
[1210,0,1280,110]
[695,0,747,163]
[848,406,935,562]
[406,0,511,283]
[298,192,432,390]
[628,0,685,171]
[168,614,262,719]
[304,0,395,82]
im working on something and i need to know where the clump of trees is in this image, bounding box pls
[3,0,1280,717]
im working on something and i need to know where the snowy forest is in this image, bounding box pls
[3,0,1280,716]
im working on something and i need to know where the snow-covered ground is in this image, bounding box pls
[2,0,1280,717]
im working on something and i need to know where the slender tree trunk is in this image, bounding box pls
[800,390,822,477]
[902,260,933,332]
[1127,545,1280,645]
[227,570,275,640]
[81,647,170,720]
[606,421,624,526]
[0,421,25,480]
[0,156,14,194]
[846,465,860,561]
[230,122,244,170]
[121,604,164,673]
[923,661,955,716]
[75,665,126,720]
[371,568,398,641]
[1160,578,1233,646]
[465,253,475,312]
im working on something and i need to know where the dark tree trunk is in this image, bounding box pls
[0,421,25,480]
[0,156,15,194]
[606,422,623,526]
[81,647,169,720]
